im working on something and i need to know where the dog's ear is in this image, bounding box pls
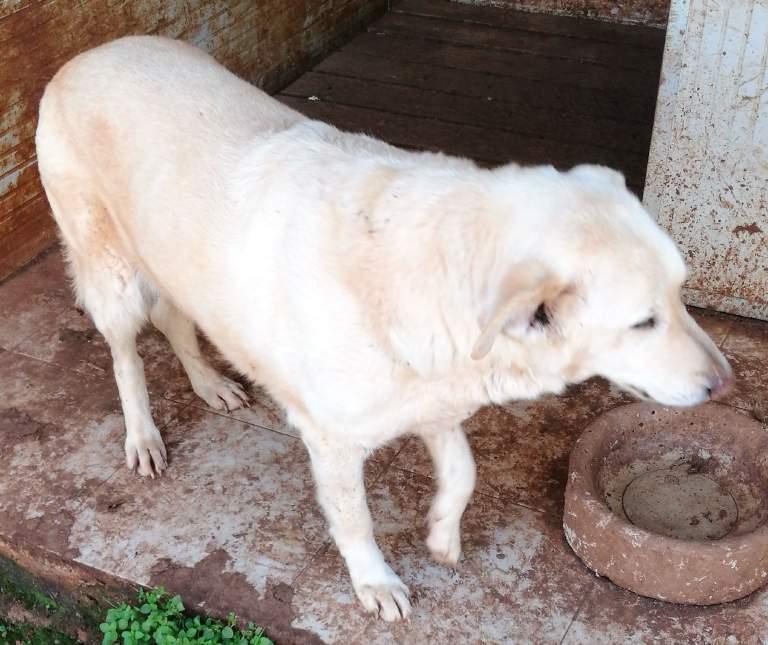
[472,262,563,360]
[569,164,625,188]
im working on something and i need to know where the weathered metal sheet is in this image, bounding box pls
[0,0,386,280]
[644,0,768,320]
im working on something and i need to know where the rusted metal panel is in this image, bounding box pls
[0,0,387,281]
[448,0,670,27]
[644,0,768,320]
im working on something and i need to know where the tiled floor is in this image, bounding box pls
[2,253,766,644]
[2,2,768,644]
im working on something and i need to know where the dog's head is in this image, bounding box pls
[474,164,732,406]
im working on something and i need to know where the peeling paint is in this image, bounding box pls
[732,222,763,236]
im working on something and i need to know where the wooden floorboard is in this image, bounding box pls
[282,71,652,153]
[313,51,657,124]
[345,32,660,95]
[280,1,664,193]
[374,12,661,72]
[392,0,666,49]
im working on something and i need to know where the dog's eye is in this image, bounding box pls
[632,316,656,330]
[531,303,550,328]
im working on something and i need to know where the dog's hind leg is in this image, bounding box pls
[422,425,476,566]
[149,298,248,411]
[301,430,412,622]
[42,184,167,477]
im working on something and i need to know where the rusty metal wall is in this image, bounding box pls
[448,0,670,27]
[0,0,387,281]
[644,0,768,320]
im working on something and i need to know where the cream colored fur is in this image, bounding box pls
[36,36,732,621]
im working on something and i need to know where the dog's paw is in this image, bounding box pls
[125,428,167,478]
[355,578,412,622]
[426,513,462,567]
[193,373,249,412]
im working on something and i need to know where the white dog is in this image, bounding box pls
[36,36,732,621]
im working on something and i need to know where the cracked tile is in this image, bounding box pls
[0,348,182,551]
[291,468,593,643]
[69,406,331,591]
[562,575,768,644]
[0,249,158,383]
[158,337,291,436]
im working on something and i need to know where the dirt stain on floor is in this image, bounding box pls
[149,549,325,645]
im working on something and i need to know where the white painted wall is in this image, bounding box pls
[644,0,768,320]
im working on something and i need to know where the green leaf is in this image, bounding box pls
[168,595,185,613]
[99,587,270,645]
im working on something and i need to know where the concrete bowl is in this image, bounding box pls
[564,402,768,604]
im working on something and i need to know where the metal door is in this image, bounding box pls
[644,0,768,319]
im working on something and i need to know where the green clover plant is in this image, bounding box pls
[99,588,273,645]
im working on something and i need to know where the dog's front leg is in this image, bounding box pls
[422,425,477,566]
[303,434,411,621]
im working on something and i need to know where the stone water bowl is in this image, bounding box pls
[564,402,768,604]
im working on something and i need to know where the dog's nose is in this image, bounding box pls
[707,374,734,400]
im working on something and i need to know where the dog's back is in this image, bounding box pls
[37,37,310,342]
[37,36,302,293]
